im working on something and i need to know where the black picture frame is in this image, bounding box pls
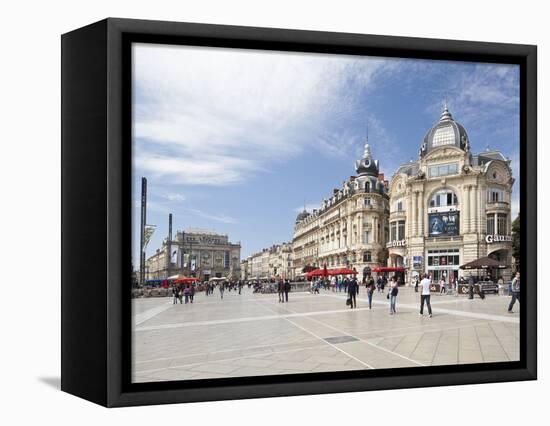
[61,17,537,407]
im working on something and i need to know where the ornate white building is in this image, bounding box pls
[292,138,390,279]
[145,229,241,281]
[388,105,515,283]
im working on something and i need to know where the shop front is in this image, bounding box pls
[426,248,460,283]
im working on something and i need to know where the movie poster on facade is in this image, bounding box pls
[428,211,460,237]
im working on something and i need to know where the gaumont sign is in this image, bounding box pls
[486,234,513,243]
[387,239,406,248]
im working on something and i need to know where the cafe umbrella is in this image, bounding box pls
[459,256,509,295]
[459,256,509,271]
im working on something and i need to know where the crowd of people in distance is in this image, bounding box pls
[307,269,520,317]
[168,270,520,317]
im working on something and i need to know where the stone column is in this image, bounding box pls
[346,213,353,248]
[479,185,486,234]
[470,185,477,234]
[463,185,470,233]
[407,190,413,238]
[412,191,417,237]
[419,190,424,237]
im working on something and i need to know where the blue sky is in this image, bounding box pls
[131,43,520,266]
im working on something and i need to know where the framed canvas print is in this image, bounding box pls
[61,18,537,407]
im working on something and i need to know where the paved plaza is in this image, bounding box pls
[132,286,520,383]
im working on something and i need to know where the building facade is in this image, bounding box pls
[242,242,294,280]
[292,139,390,279]
[387,105,515,284]
[145,228,241,281]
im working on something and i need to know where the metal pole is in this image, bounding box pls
[139,177,147,286]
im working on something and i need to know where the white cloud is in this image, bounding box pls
[133,44,395,186]
[183,208,237,224]
[160,192,185,202]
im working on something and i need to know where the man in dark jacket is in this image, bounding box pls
[348,278,358,309]
[278,279,285,303]
[284,279,291,302]
[508,272,520,313]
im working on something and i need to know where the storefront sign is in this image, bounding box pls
[485,234,512,243]
[386,239,406,248]
[428,211,460,237]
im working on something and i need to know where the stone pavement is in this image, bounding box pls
[132,286,520,383]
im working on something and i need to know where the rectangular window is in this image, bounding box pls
[429,163,459,178]
[224,251,230,268]
[487,214,495,235]
[488,188,505,203]
[397,220,405,240]
[497,213,508,234]
[365,197,371,206]
[390,222,397,241]
[364,231,369,244]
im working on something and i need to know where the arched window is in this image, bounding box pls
[365,181,370,192]
[429,189,458,208]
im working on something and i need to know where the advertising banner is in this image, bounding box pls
[428,211,459,237]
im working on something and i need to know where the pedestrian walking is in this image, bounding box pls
[389,277,398,314]
[219,282,225,299]
[508,272,520,313]
[468,276,475,299]
[278,279,285,303]
[284,279,291,302]
[366,277,375,309]
[183,285,190,304]
[439,278,446,295]
[172,286,180,304]
[347,277,358,309]
[189,284,195,303]
[377,276,382,292]
[414,276,419,293]
[419,273,433,317]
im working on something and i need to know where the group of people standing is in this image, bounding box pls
[172,284,195,304]
[277,279,291,303]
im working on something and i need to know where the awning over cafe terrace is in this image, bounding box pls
[305,268,358,278]
[459,256,509,270]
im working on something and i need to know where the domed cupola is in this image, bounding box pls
[420,103,470,157]
[295,209,310,224]
[355,138,380,177]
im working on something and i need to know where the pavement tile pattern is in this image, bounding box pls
[132,286,519,383]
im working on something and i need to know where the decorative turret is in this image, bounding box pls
[420,102,470,157]
[355,137,380,177]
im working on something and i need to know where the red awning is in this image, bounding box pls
[305,268,326,277]
[174,277,199,284]
[328,268,358,275]
[305,268,358,277]
[371,266,406,273]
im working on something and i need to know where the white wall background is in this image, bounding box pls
[0,0,546,423]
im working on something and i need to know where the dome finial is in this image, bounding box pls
[440,97,453,121]
[363,141,372,160]
[363,123,372,159]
